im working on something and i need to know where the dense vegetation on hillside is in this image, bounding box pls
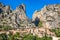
[0,33,52,40]
[49,28,60,37]
[0,25,13,31]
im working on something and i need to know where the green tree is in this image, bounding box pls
[23,33,52,40]
[23,34,36,40]
[0,33,8,40]
[42,36,52,40]
[38,21,43,27]
[49,28,60,37]
[55,28,60,37]
[8,32,21,40]
[3,26,13,31]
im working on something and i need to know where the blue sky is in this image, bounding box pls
[0,0,60,19]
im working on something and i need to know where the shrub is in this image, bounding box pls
[38,21,43,27]
[49,28,60,37]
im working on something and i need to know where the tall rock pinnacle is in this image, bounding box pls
[0,3,35,28]
[32,4,60,29]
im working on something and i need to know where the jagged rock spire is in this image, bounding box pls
[0,3,35,28]
[5,5,10,10]
[0,2,3,8]
[18,3,25,12]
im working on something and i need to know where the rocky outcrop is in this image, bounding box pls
[32,4,60,29]
[0,3,35,28]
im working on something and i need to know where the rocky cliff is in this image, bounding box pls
[0,3,35,28]
[32,4,60,29]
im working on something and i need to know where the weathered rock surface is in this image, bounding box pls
[0,3,35,28]
[32,4,60,29]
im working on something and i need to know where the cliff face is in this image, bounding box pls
[0,3,35,28]
[1,2,60,29]
[32,4,60,29]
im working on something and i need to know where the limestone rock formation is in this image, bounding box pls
[0,3,35,28]
[32,4,60,29]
